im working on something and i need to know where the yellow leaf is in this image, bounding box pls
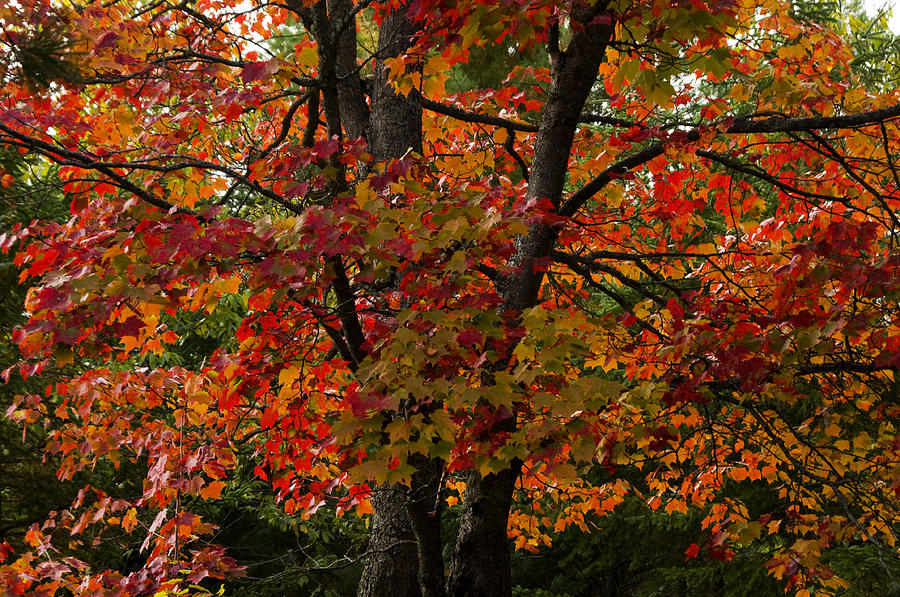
[200,480,226,500]
[423,54,451,76]
[423,72,447,98]
[182,179,200,208]
[279,364,300,387]
[353,180,377,210]
[394,72,421,97]
[730,82,750,102]
[139,300,163,318]
[295,45,317,69]
[220,274,241,294]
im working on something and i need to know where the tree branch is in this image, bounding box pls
[560,103,900,218]
[559,138,683,217]
[420,97,539,133]
[727,104,900,134]
[503,128,529,181]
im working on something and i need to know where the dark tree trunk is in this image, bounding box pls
[289,2,615,596]
[358,4,444,597]
[407,453,447,597]
[368,6,423,159]
[288,2,440,595]
[357,458,446,597]
[446,12,615,597]
[357,486,423,597]
[328,0,369,140]
[446,463,521,597]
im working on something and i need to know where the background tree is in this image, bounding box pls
[0,149,72,564]
[1,0,900,596]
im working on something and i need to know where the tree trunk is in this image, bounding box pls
[407,453,447,597]
[368,5,422,159]
[289,2,441,594]
[357,486,423,597]
[446,12,615,597]
[358,4,445,597]
[446,463,521,597]
[328,0,369,140]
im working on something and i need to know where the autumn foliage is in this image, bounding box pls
[2,0,900,594]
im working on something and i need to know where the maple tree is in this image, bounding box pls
[2,0,900,595]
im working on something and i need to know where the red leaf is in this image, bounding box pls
[312,136,340,158]
[708,547,734,561]
[0,541,13,563]
[94,31,120,52]
[666,297,684,320]
[241,61,268,84]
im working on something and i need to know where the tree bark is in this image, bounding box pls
[407,453,447,597]
[357,486,423,597]
[328,0,369,140]
[446,463,521,597]
[287,2,438,595]
[368,5,423,159]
